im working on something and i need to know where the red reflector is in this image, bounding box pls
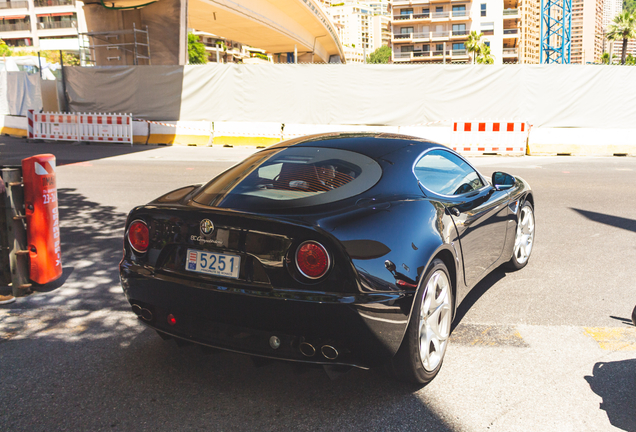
[296,241,330,279]
[167,314,177,326]
[128,220,149,253]
[396,279,418,289]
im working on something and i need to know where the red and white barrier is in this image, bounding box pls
[77,113,133,144]
[27,110,133,145]
[450,121,529,155]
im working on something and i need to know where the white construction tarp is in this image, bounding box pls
[1,71,43,116]
[62,64,636,129]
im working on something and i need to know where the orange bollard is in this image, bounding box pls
[22,154,62,284]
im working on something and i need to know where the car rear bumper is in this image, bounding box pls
[120,263,412,369]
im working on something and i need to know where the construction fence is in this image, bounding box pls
[59,63,636,130]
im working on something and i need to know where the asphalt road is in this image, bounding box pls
[0,138,634,432]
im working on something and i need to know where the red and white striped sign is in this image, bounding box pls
[27,110,133,145]
[450,121,529,155]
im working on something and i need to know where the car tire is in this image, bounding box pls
[507,200,535,271]
[387,258,454,385]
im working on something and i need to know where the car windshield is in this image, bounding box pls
[193,146,383,210]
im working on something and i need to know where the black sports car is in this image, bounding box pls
[120,132,535,384]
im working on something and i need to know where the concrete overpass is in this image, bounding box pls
[82,0,345,65]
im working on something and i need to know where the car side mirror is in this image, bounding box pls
[492,172,515,191]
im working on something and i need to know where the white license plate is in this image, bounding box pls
[186,249,241,279]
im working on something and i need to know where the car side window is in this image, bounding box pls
[414,149,484,196]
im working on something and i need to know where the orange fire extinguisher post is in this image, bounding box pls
[22,154,62,285]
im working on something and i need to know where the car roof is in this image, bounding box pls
[267,132,436,159]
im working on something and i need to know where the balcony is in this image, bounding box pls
[0,21,30,32]
[451,10,470,19]
[393,49,469,62]
[392,33,413,41]
[393,13,431,21]
[37,20,76,29]
[432,11,450,19]
[431,30,450,39]
[503,8,519,16]
[0,1,28,9]
[412,31,430,40]
[34,0,75,6]
[451,29,469,37]
[394,52,413,60]
[503,47,518,56]
[503,28,519,37]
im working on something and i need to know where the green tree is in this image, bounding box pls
[367,45,391,64]
[626,53,636,65]
[624,0,636,14]
[601,52,614,64]
[606,11,636,65]
[476,43,494,64]
[188,33,208,64]
[40,50,80,66]
[464,31,482,63]
[0,39,11,56]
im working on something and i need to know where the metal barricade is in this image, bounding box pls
[28,110,133,145]
[450,121,529,155]
[77,113,133,144]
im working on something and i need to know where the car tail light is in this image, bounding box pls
[128,220,149,253]
[296,241,330,279]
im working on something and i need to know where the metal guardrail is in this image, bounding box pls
[0,1,28,9]
[504,29,519,35]
[34,0,75,6]
[0,22,30,32]
[503,48,519,55]
[37,20,77,30]
[503,8,519,15]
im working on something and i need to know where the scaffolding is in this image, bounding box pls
[539,0,572,63]
[79,23,151,66]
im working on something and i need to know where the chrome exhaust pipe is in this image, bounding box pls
[140,308,153,321]
[299,342,316,357]
[131,304,142,316]
[321,345,339,360]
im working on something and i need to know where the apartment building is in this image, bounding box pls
[192,31,270,64]
[391,0,540,64]
[326,1,390,63]
[570,0,603,64]
[518,0,539,63]
[0,0,86,51]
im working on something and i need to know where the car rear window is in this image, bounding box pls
[193,147,382,210]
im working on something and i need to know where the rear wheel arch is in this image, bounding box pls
[432,249,457,317]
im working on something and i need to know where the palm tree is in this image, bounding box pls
[606,11,636,65]
[476,43,494,64]
[464,31,483,63]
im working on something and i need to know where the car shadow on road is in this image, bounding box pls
[584,359,636,432]
[571,208,636,234]
[451,267,507,331]
[0,135,161,167]
[0,324,457,431]
[0,187,457,431]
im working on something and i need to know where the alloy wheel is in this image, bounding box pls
[419,270,452,372]
[514,205,535,265]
